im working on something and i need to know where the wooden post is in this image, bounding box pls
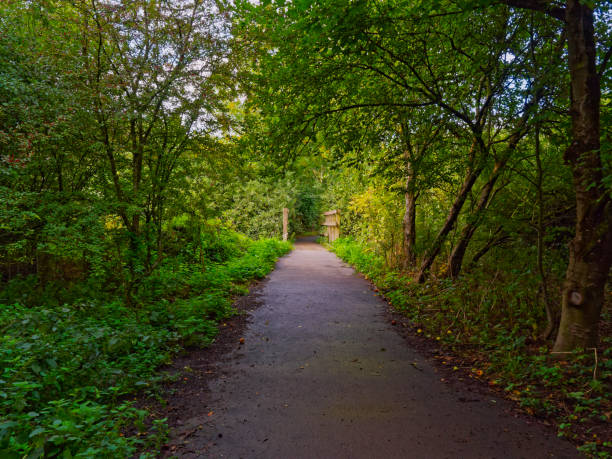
[323,210,340,242]
[283,207,288,241]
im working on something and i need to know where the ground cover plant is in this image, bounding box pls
[330,237,612,456]
[0,223,291,458]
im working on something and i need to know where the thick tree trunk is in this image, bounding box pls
[403,168,417,269]
[553,1,612,352]
[417,142,482,283]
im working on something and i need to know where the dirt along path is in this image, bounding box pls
[163,237,579,458]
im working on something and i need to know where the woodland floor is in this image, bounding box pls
[147,237,581,458]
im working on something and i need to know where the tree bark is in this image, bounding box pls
[403,166,417,268]
[553,1,612,352]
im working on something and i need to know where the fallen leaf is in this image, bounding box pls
[239,338,245,345]
[410,362,423,371]
[207,411,214,417]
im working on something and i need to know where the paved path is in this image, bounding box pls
[176,238,579,458]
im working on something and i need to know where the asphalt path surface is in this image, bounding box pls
[171,237,579,458]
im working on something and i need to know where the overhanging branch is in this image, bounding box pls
[501,0,566,22]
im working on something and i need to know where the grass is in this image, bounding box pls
[330,237,611,458]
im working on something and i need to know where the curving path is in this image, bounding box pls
[171,237,579,458]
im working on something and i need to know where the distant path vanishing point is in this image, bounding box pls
[170,236,579,458]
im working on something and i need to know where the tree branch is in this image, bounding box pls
[500,0,566,22]
[306,101,434,118]
[598,44,612,78]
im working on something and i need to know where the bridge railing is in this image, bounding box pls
[322,209,340,243]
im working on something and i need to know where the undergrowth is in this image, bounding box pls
[330,237,611,458]
[0,224,291,458]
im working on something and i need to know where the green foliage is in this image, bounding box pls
[348,186,404,267]
[0,227,291,458]
[218,173,324,239]
[221,178,297,239]
[295,185,323,232]
[2,0,611,455]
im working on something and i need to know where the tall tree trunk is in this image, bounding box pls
[417,141,482,283]
[130,119,144,235]
[403,166,417,269]
[553,1,612,352]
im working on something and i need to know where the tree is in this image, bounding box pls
[73,0,230,303]
[502,0,612,352]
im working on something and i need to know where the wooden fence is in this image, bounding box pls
[322,209,340,242]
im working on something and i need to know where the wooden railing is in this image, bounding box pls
[322,209,340,242]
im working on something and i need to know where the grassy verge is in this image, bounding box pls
[330,237,611,457]
[0,230,291,458]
